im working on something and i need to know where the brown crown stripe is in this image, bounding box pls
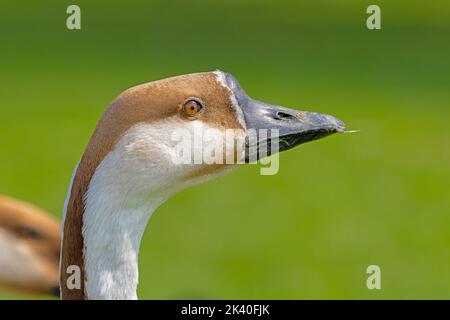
[60,72,242,299]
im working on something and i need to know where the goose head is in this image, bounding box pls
[61,70,345,299]
[0,195,60,297]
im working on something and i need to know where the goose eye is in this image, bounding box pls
[182,98,203,118]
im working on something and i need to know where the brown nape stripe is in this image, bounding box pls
[60,71,242,299]
[60,164,89,299]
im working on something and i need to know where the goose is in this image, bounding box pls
[0,195,60,296]
[60,70,346,300]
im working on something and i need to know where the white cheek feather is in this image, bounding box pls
[82,119,241,299]
[213,70,247,130]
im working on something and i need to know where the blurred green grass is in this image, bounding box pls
[0,0,449,299]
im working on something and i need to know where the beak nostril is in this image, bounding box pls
[275,111,296,121]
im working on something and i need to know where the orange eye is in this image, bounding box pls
[182,98,204,118]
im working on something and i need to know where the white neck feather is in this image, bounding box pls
[82,123,175,300]
[81,121,237,299]
[83,195,163,300]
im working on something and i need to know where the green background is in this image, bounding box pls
[0,0,449,299]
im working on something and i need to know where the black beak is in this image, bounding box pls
[243,99,346,160]
[220,72,346,161]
